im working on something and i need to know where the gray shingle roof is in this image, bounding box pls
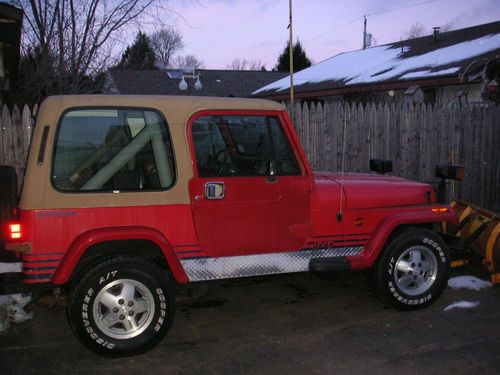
[105,69,288,98]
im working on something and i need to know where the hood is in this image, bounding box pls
[314,172,434,210]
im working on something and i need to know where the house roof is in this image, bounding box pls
[253,21,500,99]
[106,69,288,98]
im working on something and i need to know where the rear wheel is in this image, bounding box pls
[67,256,175,357]
[373,228,449,310]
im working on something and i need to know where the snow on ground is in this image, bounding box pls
[448,275,492,291]
[444,300,480,311]
[0,262,33,333]
[0,294,33,333]
[253,33,500,94]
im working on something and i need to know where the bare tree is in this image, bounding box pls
[440,21,454,32]
[226,58,264,71]
[150,27,184,67]
[404,22,426,39]
[172,54,204,69]
[11,0,162,98]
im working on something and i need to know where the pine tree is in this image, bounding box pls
[118,32,156,70]
[276,40,312,72]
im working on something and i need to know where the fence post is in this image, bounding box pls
[21,105,33,162]
[11,105,25,185]
[1,105,14,167]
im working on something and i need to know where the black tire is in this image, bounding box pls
[373,228,449,311]
[67,256,175,357]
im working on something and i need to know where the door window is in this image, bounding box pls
[52,108,175,191]
[191,115,300,177]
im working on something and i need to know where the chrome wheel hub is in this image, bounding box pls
[394,246,438,296]
[93,279,155,339]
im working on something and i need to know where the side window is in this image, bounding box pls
[52,108,175,191]
[191,115,300,177]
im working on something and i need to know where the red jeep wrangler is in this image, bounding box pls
[4,95,456,356]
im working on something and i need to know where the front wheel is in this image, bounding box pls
[373,228,449,310]
[67,256,175,357]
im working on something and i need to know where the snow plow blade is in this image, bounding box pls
[444,200,500,284]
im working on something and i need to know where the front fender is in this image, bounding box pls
[349,207,458,269]
[50,226,189,285]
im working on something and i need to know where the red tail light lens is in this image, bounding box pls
[431,207,449,213]
[9,223,22,240]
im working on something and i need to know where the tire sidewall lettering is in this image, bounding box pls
[384,236,446,307]
[79,269,169,351]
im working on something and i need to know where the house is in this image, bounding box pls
[0,3,23,107]
[253,21,500,104]
[104,69,288,98]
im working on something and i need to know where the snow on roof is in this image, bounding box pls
[253,23,500,96]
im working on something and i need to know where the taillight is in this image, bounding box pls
[431,207,449,213]
[9,223,22,240]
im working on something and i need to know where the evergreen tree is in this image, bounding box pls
[275,40,312,72]
[118,32,156,70]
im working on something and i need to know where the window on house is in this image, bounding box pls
[191,115,300,177]
[52,108,175,191]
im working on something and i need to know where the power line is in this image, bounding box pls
[304,0,440,45]
[257,0,441,64]
[368,0,439,17]
[303,16,363,44]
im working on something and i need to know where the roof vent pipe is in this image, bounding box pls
[433,26,441,42]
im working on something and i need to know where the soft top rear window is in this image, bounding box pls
[52,108,175,192]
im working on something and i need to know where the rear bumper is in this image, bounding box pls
[4,242,32,253]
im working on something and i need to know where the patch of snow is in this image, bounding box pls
[0,262,22,273]
[400,67,460,80]
[253,33,500,94]
[0,293,33,333]
[9,293,33,323]
[448,275,492,291]
[444,300,480,311]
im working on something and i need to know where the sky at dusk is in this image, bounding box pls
[141,0,500,69]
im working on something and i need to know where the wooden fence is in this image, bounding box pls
[0,102,499,211]
[0,104,37,191]
[285,101,499,212]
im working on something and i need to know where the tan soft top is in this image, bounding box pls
[21,95,285,210]
[41,95,284,125]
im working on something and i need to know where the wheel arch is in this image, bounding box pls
[349,208,456,269]
[51,226,189,285]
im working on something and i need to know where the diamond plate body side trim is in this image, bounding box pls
[180,246,363,282]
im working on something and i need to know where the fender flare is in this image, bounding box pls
[349,208,457,269]
[50,226,189,285]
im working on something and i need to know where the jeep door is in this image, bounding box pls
[188,111,311,257]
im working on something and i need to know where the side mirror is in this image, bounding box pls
[435,164,464,180]
[435,164,465,204]
[370,159,393,174]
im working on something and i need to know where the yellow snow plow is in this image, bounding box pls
[443,200,500,284]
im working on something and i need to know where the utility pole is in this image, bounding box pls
[289,0,295,124]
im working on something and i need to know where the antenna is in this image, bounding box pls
[337,107,347,223]
[363,15,367,49]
